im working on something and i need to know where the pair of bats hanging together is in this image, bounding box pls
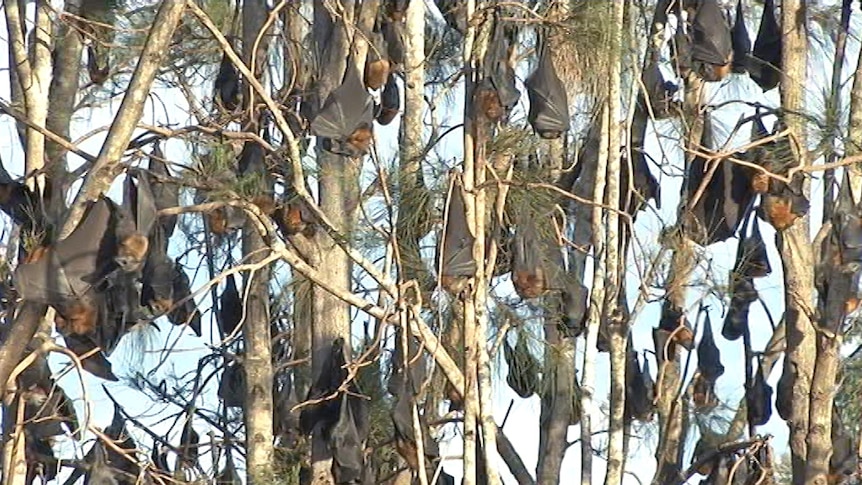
[624,349,655,423]
[472,17,519,124]
[299,338,371,483]
[721,215,769,342]
[667,0,733,83]
[14,159,200,379]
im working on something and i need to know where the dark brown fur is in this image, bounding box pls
[512,269,546,300]
[54,300,99,337]
[376,107,399,126]
[751,171,770,193]
[207,208,229,235]
[474,87,504,122]
[87,46,109,85]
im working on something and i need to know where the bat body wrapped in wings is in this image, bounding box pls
[731,0,751,73]
[437,175,476,295]
[690,0,733,81]
[310,66,375,158]
[525,38,569,139]
[750,0,782,91]
[473,20,519,122]
[376,73,400,126]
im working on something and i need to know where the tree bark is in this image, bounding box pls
[241,1,275,482]
[309,2,377,484]
[0,0,186,395]
[777,2,816,483]
[603,2,626,484]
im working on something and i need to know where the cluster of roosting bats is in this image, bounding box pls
[5,0,862,483]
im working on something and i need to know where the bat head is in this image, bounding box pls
[115,233,149,273]
[364,58,390,90]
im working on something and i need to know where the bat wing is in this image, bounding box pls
[148,144,179,238]
[54,198,115,296]
[525,45,569,136]
[14,249,74,304]
[300,338,348,435]
[746,362,773,426]
[125,173,157,237]
[311,67,374,141]
[62,333,118,381]
[690,0,733,66]
[438,177,476,278]
[696,314,724,381]
[731,0,751,73]
[167,263,201,336]
[218,361,246,408]
[218,273,242,337]
[485,23,520,110]
[330,393,364,484]
[750,0,782,91]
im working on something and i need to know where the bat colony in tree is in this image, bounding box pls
[1,0,835,482]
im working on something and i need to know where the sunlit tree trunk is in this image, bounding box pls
[603,1,626,483]
[309,2,377,483]
[776,1,816,483]
[241,1,275,481]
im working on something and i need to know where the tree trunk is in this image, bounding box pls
[603,1,626,483]
[582,103,610,485]
[309,2,377,484]
[776,2,816,483]
[241,1,275,482]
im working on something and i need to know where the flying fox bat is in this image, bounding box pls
[218,360,246,408]
[87,44,110,85]
[0,169,41,231]
[437,175,476,295]
[474,21,519,122]
[658,301,693,350]
[238,140,275,214]
[621,140,661,217]
[25,432,58,484]
[833,170,862,264]
[179,420,200,470]
[690,0,733,81]
[503,335,540,398]
[624,351,655,422]
[746,358,773,426]
[167,261,202,336]
[511,216,562,300]
[14,198,119,331]
[384,0,409,22]
[685,114,753,245]
[215,50,241,111]
[697,313,724,382]
[330,393,369,484]
[118,173,158,272]
[376,72,400,125]
[299,338,356,435]
[387,327,426,396]
[561,279,588,337]
[392,388,440,473]
[219,273,242,338]
[758,185,809,231]
[749,0,782,91]
[147,144,179,238]
[525,37,569,139]
[736,216,772,278]
[365,27,391,90]
[731,0,751,73]
[382,19,405,68]
[273,199,316,238]
[17,362,78,440]
[721,266,758,341]
[640,63,680,119]
[141,233,175,315]
[310,66,375,158]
